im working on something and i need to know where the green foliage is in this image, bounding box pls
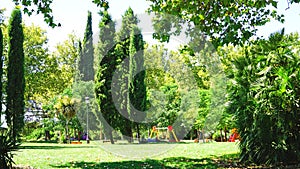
[12,0,57,27]
[144,44,172,90]
[194,89,211,130]
[128,26,146,141]
[23,24,59,103]
[226,31,300,165]
[72,81,100,139]
[79,11,94,81]
[112,8,143,142]
[6,7,25,142]
[154,82,180,127]
[0,129,19,169]
[95,44,119,143]
[0,25,3,121]
[144,44,215,137]
[116,7,138,42]
[95,9,115,68]
[95,9,117,144]
[1,23,72,105]
[147,0,285,47]
[53,33,80,95]
[54,89,80,143]
[24,126,44,141]
[96,8,147,143]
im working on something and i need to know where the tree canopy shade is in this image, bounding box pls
[6,7,25,142]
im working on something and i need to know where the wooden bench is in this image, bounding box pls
[71,141,82,144]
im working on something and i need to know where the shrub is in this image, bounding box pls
[226,31,300,165]
[0,129,20,169]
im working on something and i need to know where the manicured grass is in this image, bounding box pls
[14,141,239,169]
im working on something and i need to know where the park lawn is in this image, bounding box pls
[14,141,240,169]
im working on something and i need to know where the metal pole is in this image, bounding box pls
[85,97,90,144]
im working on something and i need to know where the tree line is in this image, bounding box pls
[1,0,300,167]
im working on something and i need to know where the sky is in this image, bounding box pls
[1,0,300,51]
[2,0,153,51]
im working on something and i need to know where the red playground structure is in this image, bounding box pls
[229,128,240,142]
[149,125,179,142]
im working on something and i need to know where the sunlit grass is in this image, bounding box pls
[14,141,239,169]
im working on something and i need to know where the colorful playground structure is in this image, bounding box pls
[148,125,179,142]
[228,128,240,142]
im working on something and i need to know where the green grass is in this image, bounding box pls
[14,141,240,169]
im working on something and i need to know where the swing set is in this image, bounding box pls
[149,125,179,142]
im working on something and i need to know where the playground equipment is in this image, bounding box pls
[149,125,179,142]
[229,128,240,142]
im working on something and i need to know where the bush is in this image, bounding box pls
[0,129,20,169]
[24,127,44,141]
[226,31,300,165]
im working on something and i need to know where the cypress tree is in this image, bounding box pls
[6,8,25,141]
[116,7,138,42]
[97,10,115,61]
[113,8,148,142]
[79,11,94,81]
[128,26,146,142]
[0,26,3,122]
[95,10,117,144]
[114,7,139,142]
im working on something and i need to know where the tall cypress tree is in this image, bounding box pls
[128,26,146,142]
[95,10,117,144]
[116,7,138,42]
[113,8,147,142]
[6,7,25,141]
[97,10,115,62]
[114,7,139,142]
[0,26,3,123]
[79,11,94,81]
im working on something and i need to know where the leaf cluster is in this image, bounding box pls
[225,30,300,165]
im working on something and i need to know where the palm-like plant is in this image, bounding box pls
[226,30,300,165]
[0,128,20,169]
[54,95,80,143]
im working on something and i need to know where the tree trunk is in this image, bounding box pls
[224,127,227,142]
[66,120,69,144]
[74,129,76,141]
[59,130,62,143]
[78,131,81,141]
[202,129,205,143]
[100,128,103,140]
[124,121,133,143]
[45,130,50,141]
[136,123,140,142]
[220,129,223,142]
[109,129,114,144]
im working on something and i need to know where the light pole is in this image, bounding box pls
[85,97,90,144]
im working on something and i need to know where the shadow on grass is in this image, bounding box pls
[19,145,95,150]
[50,153,240,169]
[113,141,190,145]
[27,140,58,143]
